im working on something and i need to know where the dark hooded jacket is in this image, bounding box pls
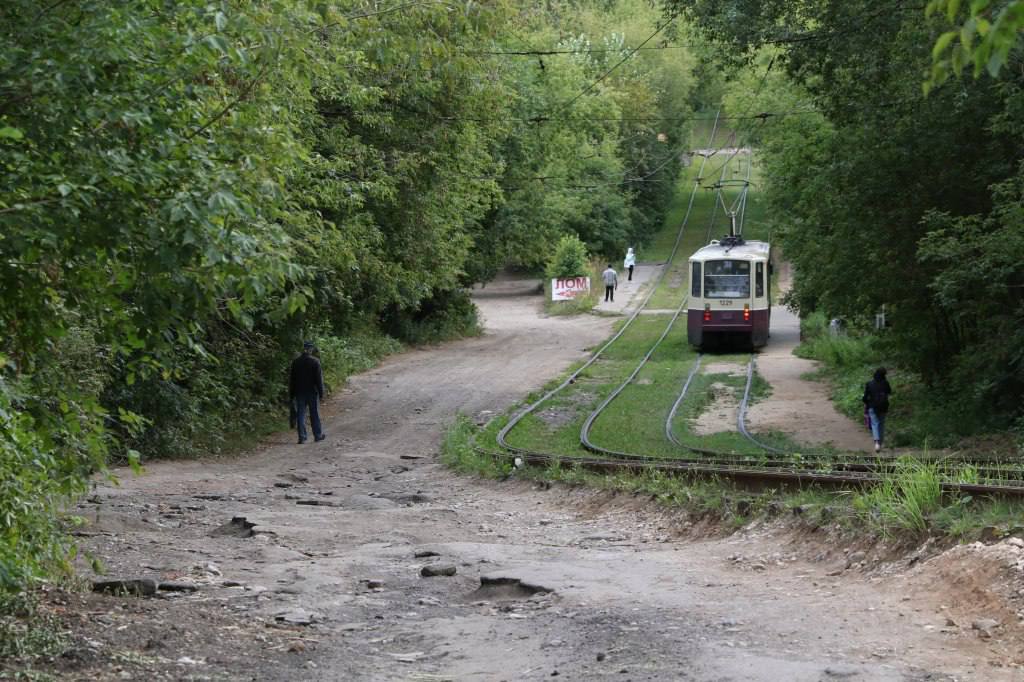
[862,370,892,415]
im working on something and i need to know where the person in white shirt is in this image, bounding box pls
[624,247,636,281]
[601,264,618,302]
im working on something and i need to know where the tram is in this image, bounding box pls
[687,235,771,349]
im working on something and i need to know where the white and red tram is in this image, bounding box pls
[687,237,771,348]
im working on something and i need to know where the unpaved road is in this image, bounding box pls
[57,278,1024,681]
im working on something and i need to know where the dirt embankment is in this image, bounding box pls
[11,277,1022,681]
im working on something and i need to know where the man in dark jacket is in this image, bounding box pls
[862,367,892,452]
[290,341,325,444]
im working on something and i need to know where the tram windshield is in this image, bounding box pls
[703,259,751,298]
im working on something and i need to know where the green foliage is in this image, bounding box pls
[0,353,111,589]
[381,289,481,346]
[545,234,591,279]
[675,0,1024,437]
[854,458,944,532]
[0,591,66,662]
[469,1,697,274]
[926,0,1024,88]
[315,333,403,393]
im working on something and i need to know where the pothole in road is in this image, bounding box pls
[211,516,256,538]
[468,576,554,601]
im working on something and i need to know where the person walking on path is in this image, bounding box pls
[624,247,636,282]
[862,367,892,452]
[290,340,326,444]
[602,264,618,302]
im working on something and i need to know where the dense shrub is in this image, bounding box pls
[545,235,591,280]
[315,333,403,392]
[0,0,701,592]
[381,290,480,346]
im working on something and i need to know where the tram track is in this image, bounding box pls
[489,115,1024,498]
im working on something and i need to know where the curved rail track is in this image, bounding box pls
[489,115,1024,497]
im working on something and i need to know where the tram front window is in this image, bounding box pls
[704,259,751,298]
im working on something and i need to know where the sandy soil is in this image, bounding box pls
[692,362,746,436]
[24,278,1024,681]
[746,306,873,452]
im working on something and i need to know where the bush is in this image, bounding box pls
[543,259,601,315]
[0,372,103,590]
[315,332,402,392]
[545,234,590,280]
[381,289,480,345]
[106,326,289,459]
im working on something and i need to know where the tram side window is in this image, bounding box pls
[756,262,764,298]
[691,262,701,297]
[703,259,751,298]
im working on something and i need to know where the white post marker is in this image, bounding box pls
[551,276,590,301]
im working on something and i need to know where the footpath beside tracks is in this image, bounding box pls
[484,117,1024,498]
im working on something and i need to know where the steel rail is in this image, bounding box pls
[496,110,724,453]
[663,355,1022,480]
[478,447,1024,496]
[488,106,1024,497]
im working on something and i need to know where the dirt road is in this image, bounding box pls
[63,278,1023,681]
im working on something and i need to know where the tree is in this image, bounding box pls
[669,0,1024,426]
[927,0,1024,90]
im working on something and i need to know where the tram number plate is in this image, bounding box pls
[720,312,733,320]
[719,300,732,305]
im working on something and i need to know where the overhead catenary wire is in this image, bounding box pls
[495,109,723,452]
[556,12,679,114]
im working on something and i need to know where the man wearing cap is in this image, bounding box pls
[289,341,326,444]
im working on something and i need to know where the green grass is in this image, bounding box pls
[441,415,512,478]
[440,148,1024,541]
[0,591,67,680]
[446,416,1024,539]
[794,312,1015,452]
[645,152,759,311]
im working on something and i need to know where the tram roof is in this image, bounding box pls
[690,239,770,260]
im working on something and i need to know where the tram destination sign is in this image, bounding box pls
[551,276,590,301]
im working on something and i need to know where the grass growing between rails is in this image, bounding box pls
[492,306,818,464]
[795,312,1021,455]
[443,416,1024,541]
[645,152,769,312]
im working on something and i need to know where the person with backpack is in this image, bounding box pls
[862,367,892,452]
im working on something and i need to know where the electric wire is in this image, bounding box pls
[495,109,722,452]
